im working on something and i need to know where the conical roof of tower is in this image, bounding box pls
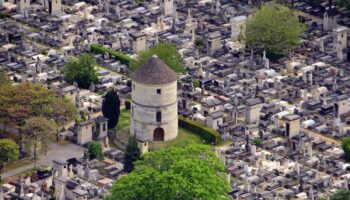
[132,55,178,85]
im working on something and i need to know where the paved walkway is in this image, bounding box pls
[1,142,85,179]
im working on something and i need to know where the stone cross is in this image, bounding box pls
[319,38,325,52]
[116,4,120,18]
[215,0,220,14]
[105,0,109,15]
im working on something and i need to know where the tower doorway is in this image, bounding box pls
[153,127,165,141]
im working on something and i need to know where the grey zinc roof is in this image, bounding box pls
[282,114,300,122]
[210,111,224,119]
[132,55,178,85]
[246,98,263,106]
[203,98,222,107]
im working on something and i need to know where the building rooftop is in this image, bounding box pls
[132,55,177,85]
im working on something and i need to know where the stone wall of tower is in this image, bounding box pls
[130,81,178,141]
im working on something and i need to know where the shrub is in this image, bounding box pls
[90,44,136,66]
[178,115,221,144]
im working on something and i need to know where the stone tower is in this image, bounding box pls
[130,55,178,142]
[160,0,174,17]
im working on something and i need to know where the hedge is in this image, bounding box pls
[90,44,136,66]
[178,115,221,145]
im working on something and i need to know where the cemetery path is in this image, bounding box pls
[1,142,85,179]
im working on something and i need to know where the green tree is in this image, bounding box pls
[252,137,263,146]
[0,139,19,164]
[88,141,104,160]
[107,144,230,200]
[45,98,76,141]
[124,135,141,172]
[330,190,350,200]
[22,117,56,166]
[0,70,10,86]
[338,0,350,10]
[132,43,185,73]
[342,137,350,161]
[63,55,99,89]
[102,89,120,129]
[245,3,306,59]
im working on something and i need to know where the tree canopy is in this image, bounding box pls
[0,82,76,128]
[124,135,141,173]
[102,89,120,129]
[0,70,10,86]
[330,190,350,200]
[107,144,230,200]
[63,55,99,89]
[132,43,185,73]
[88,141,104,160]
[0,82,76,154]
[245,3,306,59]
[341,137,350,161]
[0,139,19,164]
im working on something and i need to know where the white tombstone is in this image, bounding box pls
[294,162,300,174]
[307,144,313,157]
[251,145,256,156]
[243,176,250,192]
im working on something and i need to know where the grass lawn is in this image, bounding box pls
[3,160,33,173]
[149,127,205,150]
[117,110,130,130]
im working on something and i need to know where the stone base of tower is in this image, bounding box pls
[130,117,178,142]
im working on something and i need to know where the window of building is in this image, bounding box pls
[157,89,161,94]
[103,123,106,131]
[133,84,135,90]
[156,111,162,122]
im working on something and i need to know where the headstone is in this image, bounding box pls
[251,145,256,156]
[307,144,313,157]
[294,161,300,174]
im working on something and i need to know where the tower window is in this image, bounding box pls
[156,111,162,122]
[157,89,161,94]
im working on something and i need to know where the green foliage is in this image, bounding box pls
[102,89,120,129]
[0,139,19,164]
[0,70,10,86]
[0,82,76,125]
[22,117,57,157]
[124,135,141,172]
[252,137,263,146]
[178,115,221,144]
[338,0,350,10]
[116,109,130,130]
[88,141,104,160]
[90,44,135,66]
[341,137,350,161]
[133,43,185,73]
[330,190,350,200]
[195,39,203,47]
[0,13,10,19]
[192,80,200,88]
[107,144,230,200]
[245,3,306,59]
[63,55,99,89]
[306,0,323,6]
